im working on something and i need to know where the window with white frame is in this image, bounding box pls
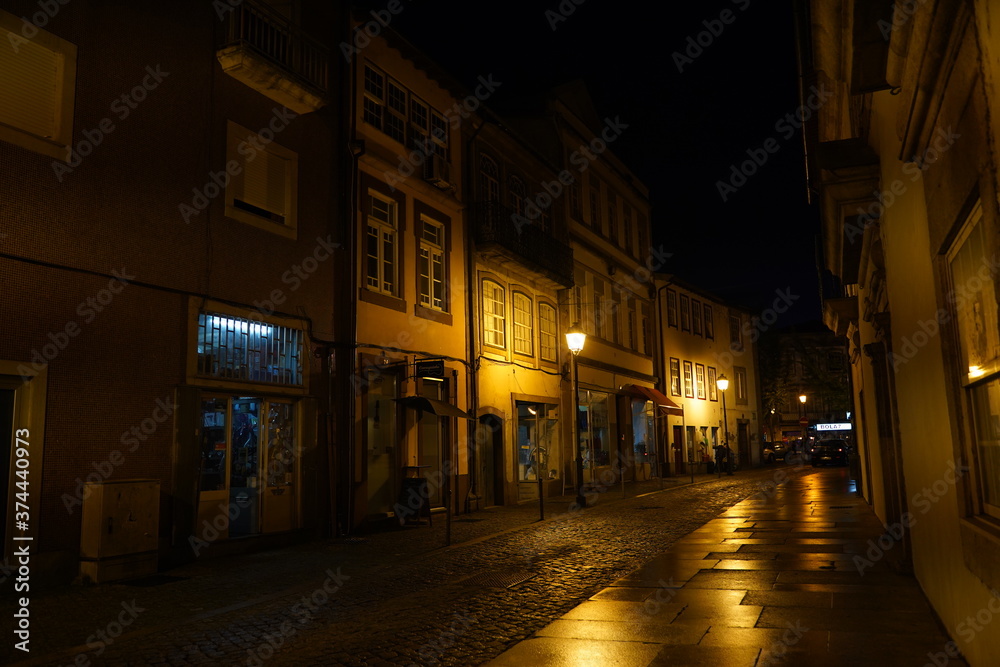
[683,361,694,398]
[539,302,557,362]
[730,314,743,351]
[363,65,385,129]
[366,190,398,296]
[570,181,583,219]
[225,121,298,239]
[695,364,706,400]
[692,299,703,336]
[483,281,506,348]
[364,63,448,161]
[708,366,718,401]
[667,289,678,328]
[680,294,691,332]
[513,292,533,356]
[0,11,77,160]
[670,358,681,396]
[704,304,714,340]
[419,216,446,311]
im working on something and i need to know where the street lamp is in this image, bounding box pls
[799,394,808,450]
[716,374,729,475]
[566,323,587,509]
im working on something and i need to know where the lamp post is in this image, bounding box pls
[799,394,808,453]
[566,323,587,509]
[716,374,729,476]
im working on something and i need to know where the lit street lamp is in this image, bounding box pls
[799,393,808,451]
[566,323,587,509]
[716,374,729,476]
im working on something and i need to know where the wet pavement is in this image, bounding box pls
[486,467,968,667]
[3,464,965,666]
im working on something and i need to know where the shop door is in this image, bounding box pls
[477,415,503,507]
[366,373,398,516]
[261,401,295,533]
[229,397,261,536]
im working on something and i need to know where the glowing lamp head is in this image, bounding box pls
[565,323,586,355]
[799,394,807,404]
[716,374,729,392]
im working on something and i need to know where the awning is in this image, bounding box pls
[394,396,472,420]
[621,384,683,412]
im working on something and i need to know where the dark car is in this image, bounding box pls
[811,441,848,467]
[763,441,788,463]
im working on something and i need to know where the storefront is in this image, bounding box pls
[577,390,613,484]
[515,400,560,501]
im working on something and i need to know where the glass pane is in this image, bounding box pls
[972,380,1000,513]
[200,398,228,492]
[265,401,294,488]
[230,398,260,489]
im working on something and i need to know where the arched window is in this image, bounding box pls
[509,175,526,218]
[480,155,500,203]
[483,280,505,348]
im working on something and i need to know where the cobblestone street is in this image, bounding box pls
[6,468,785,667]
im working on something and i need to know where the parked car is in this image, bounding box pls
[811,440,849,466]
[762,441,788,463]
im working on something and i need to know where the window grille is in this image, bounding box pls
[197,312,303,386]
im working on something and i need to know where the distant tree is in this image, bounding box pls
[758,332,790,438]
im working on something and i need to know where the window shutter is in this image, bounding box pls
[241,148,288,218]
[0,32,60,140]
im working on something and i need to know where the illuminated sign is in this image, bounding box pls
[816,423,851,431]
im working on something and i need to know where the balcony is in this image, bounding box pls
[216,0,329,114]
[471,201,574,288]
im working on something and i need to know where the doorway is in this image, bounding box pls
[478,414,503,507]
[366,372,399,516]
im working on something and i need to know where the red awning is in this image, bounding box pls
[622,384,683,411]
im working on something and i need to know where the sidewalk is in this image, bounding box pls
[485,468,967,667]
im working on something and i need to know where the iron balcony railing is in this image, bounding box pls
[471,201,574,287]
[219,0,329,94]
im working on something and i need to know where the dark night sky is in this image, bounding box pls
[376,0,822,325]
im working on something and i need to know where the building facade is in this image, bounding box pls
[658,279,764,472]
[0,0,346,584]
[802,0,1000,662]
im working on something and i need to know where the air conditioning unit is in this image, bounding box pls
[423,154,451,189]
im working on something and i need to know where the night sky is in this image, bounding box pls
[380,0,822,325]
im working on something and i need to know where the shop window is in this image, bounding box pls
[225,121,298,239]
[483,280,506,348]
[949,201,1000,518]
[517,402,559,484]
[0,10,77,159]
[578,390,611,472]
[196,312,303,386]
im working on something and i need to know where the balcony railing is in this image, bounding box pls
[219,0,329,96]
[471,201,574,287]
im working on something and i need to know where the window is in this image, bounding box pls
[708,366,718,401]
[0,10,77,159]
[692,299,703,336]
[949,201,1000,518]
[594,280,610,340]
[623,201,634,256]
[637,211,648,258]
[680,294,691,332]
[735,366,748,405]
[670,358,681,396]
[570,180,583,219]
[363,63,448,161]
[589,175,602,230]
[196,312,303,386]
[610,290,621,345]
[480,154,500,202]
[226,121,298,239]
[704,304,714,340]
[513,292,533,356]
[695,364,706,399]
[625,296,636,350]
[365,190,398,296]
[509,175,526,219]
[730,314,744,351]
[483,281,505,348]
[827,351,844,372]
[419,216,446,311]
[607,190,618,244]
[539,303,557,362]
[667,289,678,328]
[683,361,694,398]
[640,303,651,355]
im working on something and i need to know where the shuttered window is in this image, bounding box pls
[226,121,298,239]
[0,11,76,158]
